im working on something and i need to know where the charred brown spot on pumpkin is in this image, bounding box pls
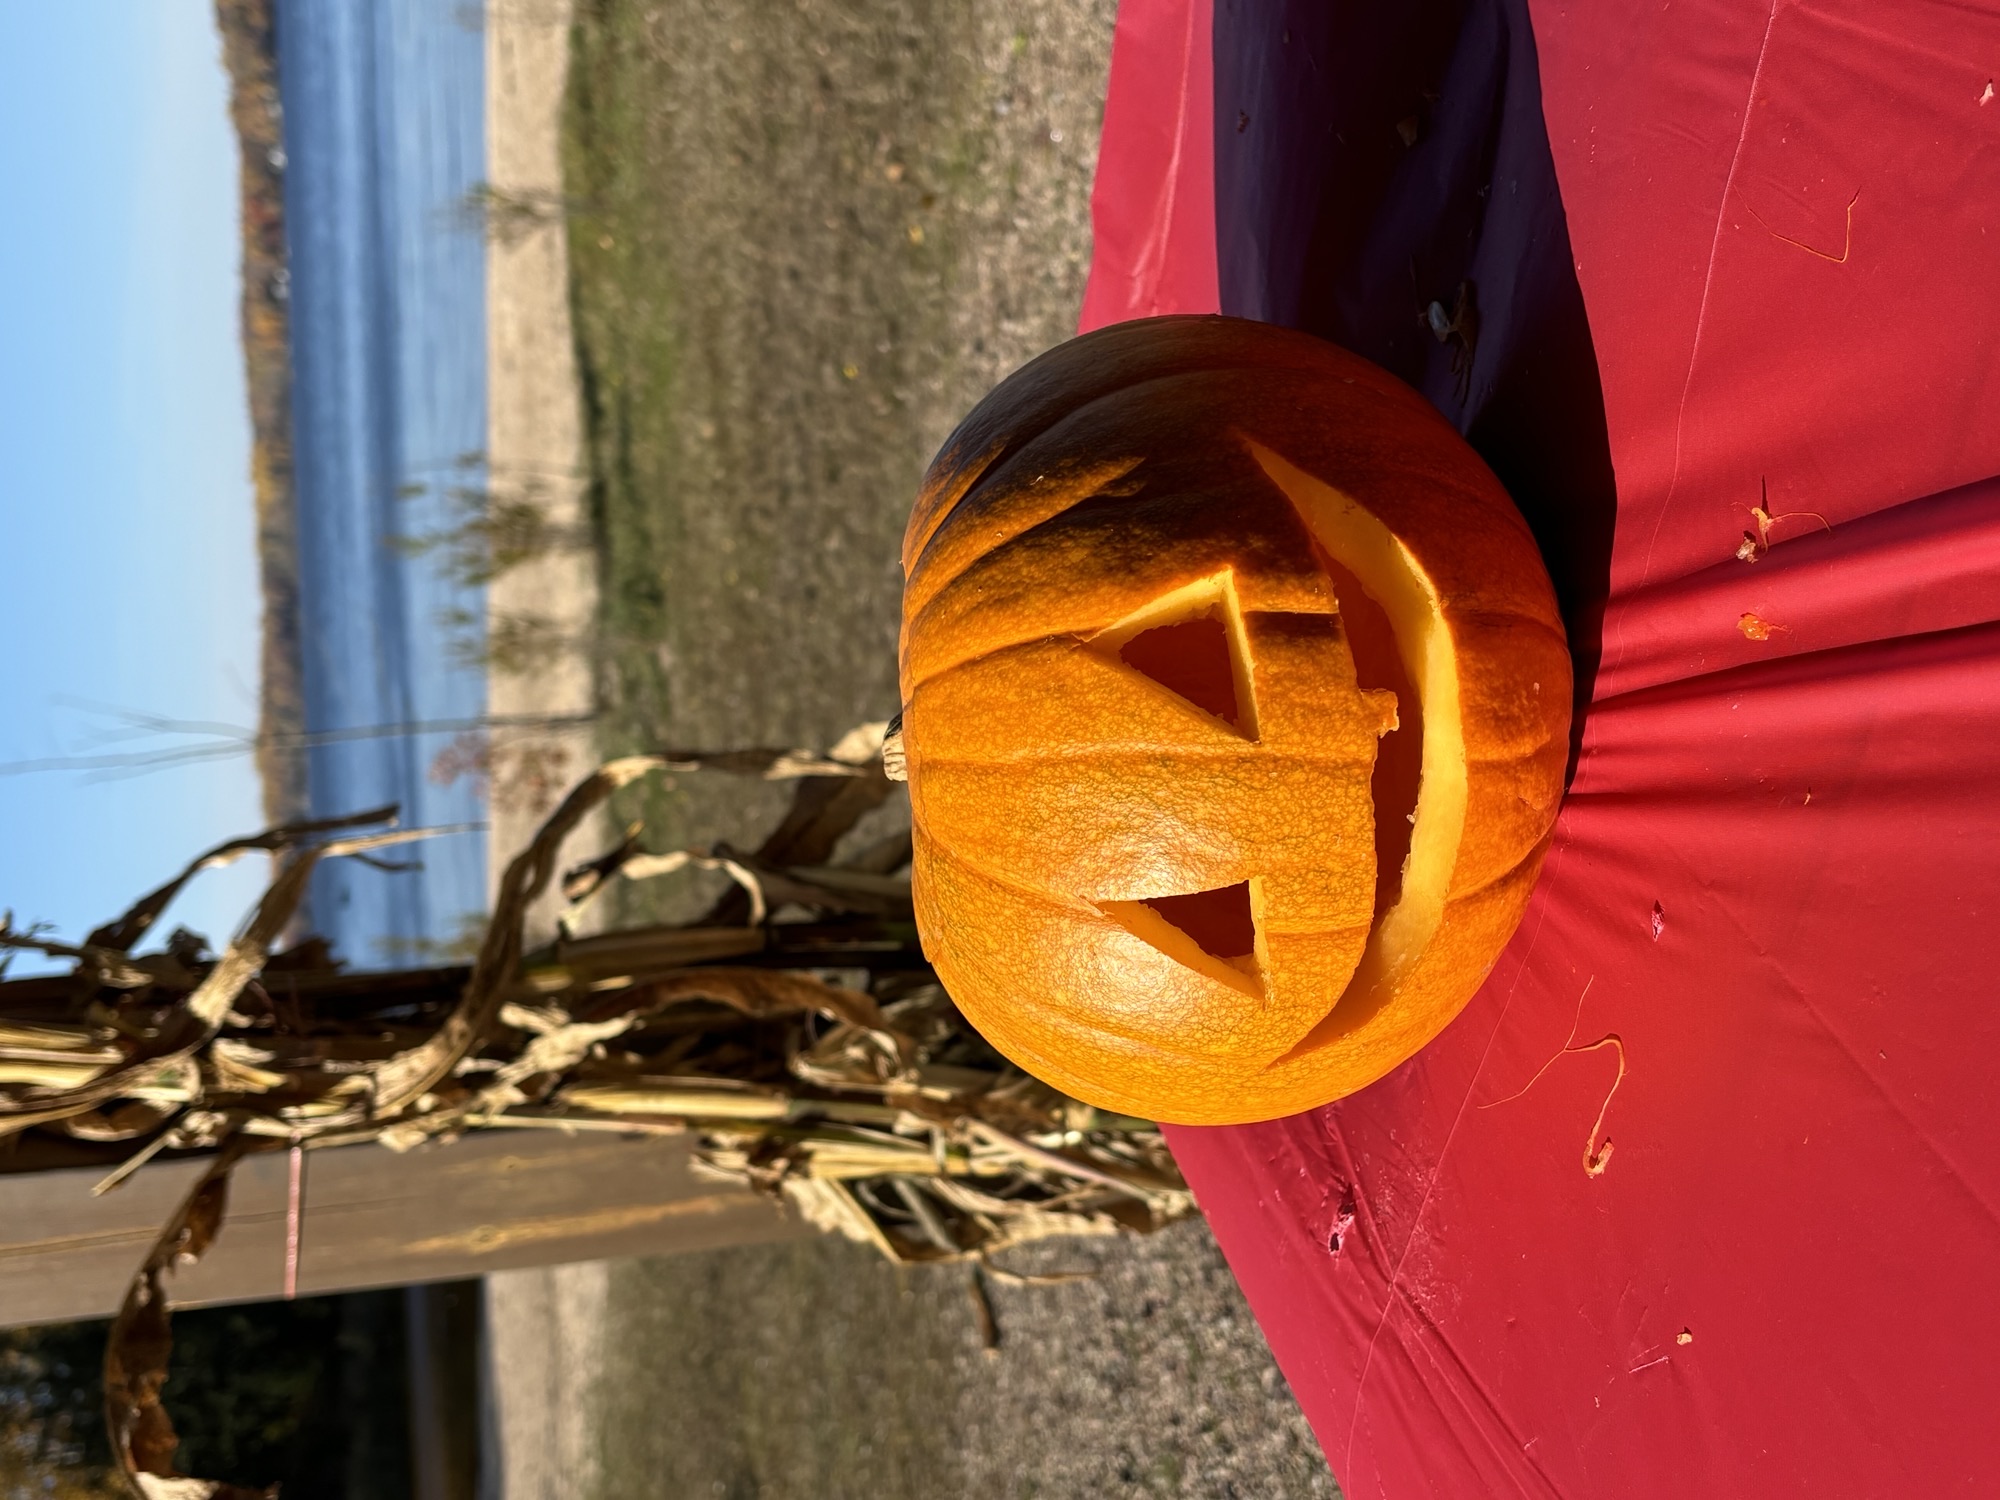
[902,435,1008,574]
[901,452,1150,627]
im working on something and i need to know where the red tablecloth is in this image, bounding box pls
[1082,3,2000,1493]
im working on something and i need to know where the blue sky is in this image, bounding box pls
[0,1,267,958]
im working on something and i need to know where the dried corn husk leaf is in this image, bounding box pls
[517,924,766,993]
[103,1140,275,1500]
[0,1056,119,1088]
[208,1039,288,1093]
[0,1019,121,1055]
[57,1100,180,1143]
[783,1177,902,1258]
[368,757,668,1117]
[484,1003,635,1095]
[560,846,771,930]
[0,823,443,1134]
[0,742,1200,1497]
[87,804,398,954]
[610,968,912,1075]
[562,1077,793,1120]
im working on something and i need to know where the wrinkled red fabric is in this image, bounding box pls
[1079,0,1218,326]
[1081,1,2000,1493]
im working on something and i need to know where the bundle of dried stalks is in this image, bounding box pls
[0,727,1191,1496]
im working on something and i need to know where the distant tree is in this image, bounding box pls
[391,471,585,591]
[439,607,573,678]
[1,1326,120,1499]
[1,1297,413,1500]
[457,181,597,247]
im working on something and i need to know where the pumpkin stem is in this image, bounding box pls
[881,713,908,782]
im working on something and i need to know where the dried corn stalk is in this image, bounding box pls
[0,730,1191,1496]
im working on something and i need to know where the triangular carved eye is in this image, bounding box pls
[1090,571,1260,738]
[1099,879,1265,998]
[1116,615,1243,729]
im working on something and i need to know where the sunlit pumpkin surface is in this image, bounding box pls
[898,316,1571,1124]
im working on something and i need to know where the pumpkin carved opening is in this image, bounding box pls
[1317,550,1423,920]
[1098,880,1268,1000]
[1249,439,1470,1057]
[1088,571,1261,740]
[1141,881,1257,962]
[1116,615,1243,730]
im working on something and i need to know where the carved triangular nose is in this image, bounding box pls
[1142,881,1256,961]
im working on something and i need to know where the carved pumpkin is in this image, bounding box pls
[897,316,1570,1125]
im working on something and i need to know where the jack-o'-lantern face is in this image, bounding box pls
[898,316,1570,1125]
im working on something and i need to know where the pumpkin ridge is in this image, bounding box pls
[911,820,1099,915]
[1465,737,1562,767]
[1451,607,1570,641]
[911,357,1364,591]
[904,451,1151,622]
[1096,891,1267,1001]
[903,436,1008,573]
[906,745,1378,768]
[945,979,1226,1070]
[1437,835,1550,906]
[916,835,1256,1058]
[902,572,1346,700]
[907,327,1367,568]
[902,631,1085,700]
[908,632,1266,747]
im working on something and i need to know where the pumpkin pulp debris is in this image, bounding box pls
[898,316,1570,1124]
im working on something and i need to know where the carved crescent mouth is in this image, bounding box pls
[1247,440,1470,1060]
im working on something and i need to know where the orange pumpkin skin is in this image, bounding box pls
[899,316,1570,1125]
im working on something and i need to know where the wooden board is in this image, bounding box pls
[0,1129,805,1327]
